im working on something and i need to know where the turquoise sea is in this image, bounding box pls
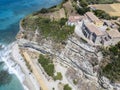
[0,0,62,90]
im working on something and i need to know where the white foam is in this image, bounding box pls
[0,43,27,90]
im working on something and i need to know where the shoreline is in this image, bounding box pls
[11,42,40,90]
[8,1,65,90]
[0,42,40,90]
[0,0,65,90]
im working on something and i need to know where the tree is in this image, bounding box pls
[59,18,68,27]
[54,72,63,80]
[80,0,88,8]
[63,84,72,90]
[38,54,55,77]
[101,42,120,82]
[40,8,48,13]
[93,10,111,20]
[76,7,90,15]
[45,64,54,76]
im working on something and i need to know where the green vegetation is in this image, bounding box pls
[75,0,119,18]
[93,10,111,20]
[0,70,12,86]
[22,17,74,43]
[39,8,49,14]
[32,8,49,16]
[80,0,88,8]
[75,0,90,15]
[63,0,68,3]
[118,27,120,32]
[26,61,32,72]
[80,38,88,43]
[78,0,119,4]
[63,84,72,90]
[73,79,78,85]
[76,7,90,15]
[38,54,55,77]
[100,42,120,82]
[93,10,118,20]
[106,28,110,31]
[53,72,63,80]
[59,18,68,27]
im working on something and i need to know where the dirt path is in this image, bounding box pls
[22,52,48,90]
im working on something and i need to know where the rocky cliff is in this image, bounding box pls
[16,1,120,90]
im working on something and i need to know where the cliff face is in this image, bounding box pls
[17,20,120,89]
[16,25,109,90]
[16,1,120,90]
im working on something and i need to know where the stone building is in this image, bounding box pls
[105,29,120,45]
[85,12,103,27]
[67,15,83,26]
[82,23,109,44]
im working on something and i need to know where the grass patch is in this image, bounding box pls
[53,72,63,80]
[73,79,78,85]
[38,54,54,77]
[63,84,72,90]
[22,16,74,43]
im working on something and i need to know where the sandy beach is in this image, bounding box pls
[5,40,76,90]
[11,42,40,90]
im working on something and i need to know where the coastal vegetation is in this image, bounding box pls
[75,0,113,15]
[53,72,63,80]
[73,79,78,85]
[63,84,72,90]
[22,16,74,43]
[118,27,120,32]
[93,9,118,20]
[78,0,119,4]
[21,0,77,44]
[90,3,120,17]
[38,54,64,81]
[75,0,90,15]
[38,54,54,77]
[75,0,119,18]
[38,54,63,80]
[100,42,120,82]
[0,70,12,86]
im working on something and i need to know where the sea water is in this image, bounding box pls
[0,0,62,90]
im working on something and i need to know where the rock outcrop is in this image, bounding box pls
[16,10,120,90]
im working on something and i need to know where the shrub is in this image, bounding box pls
[80,0,88,8]
[38,54,55,77]
[100,42,120,82]
[54,72,63,80]
[40,8,48,13]
[59,18,68,27]
[118,27,120,32]
[73,79,78,85]
[63,84,72,90]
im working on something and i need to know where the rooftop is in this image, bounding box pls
[106,29,120,38]
[85,12,102,23]
[84,23,104,36]
[68,15,83,22]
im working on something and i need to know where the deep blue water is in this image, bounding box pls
[0,0,62,90]
[0,0,62,44]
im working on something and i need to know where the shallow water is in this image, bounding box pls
[0,0,62,44]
